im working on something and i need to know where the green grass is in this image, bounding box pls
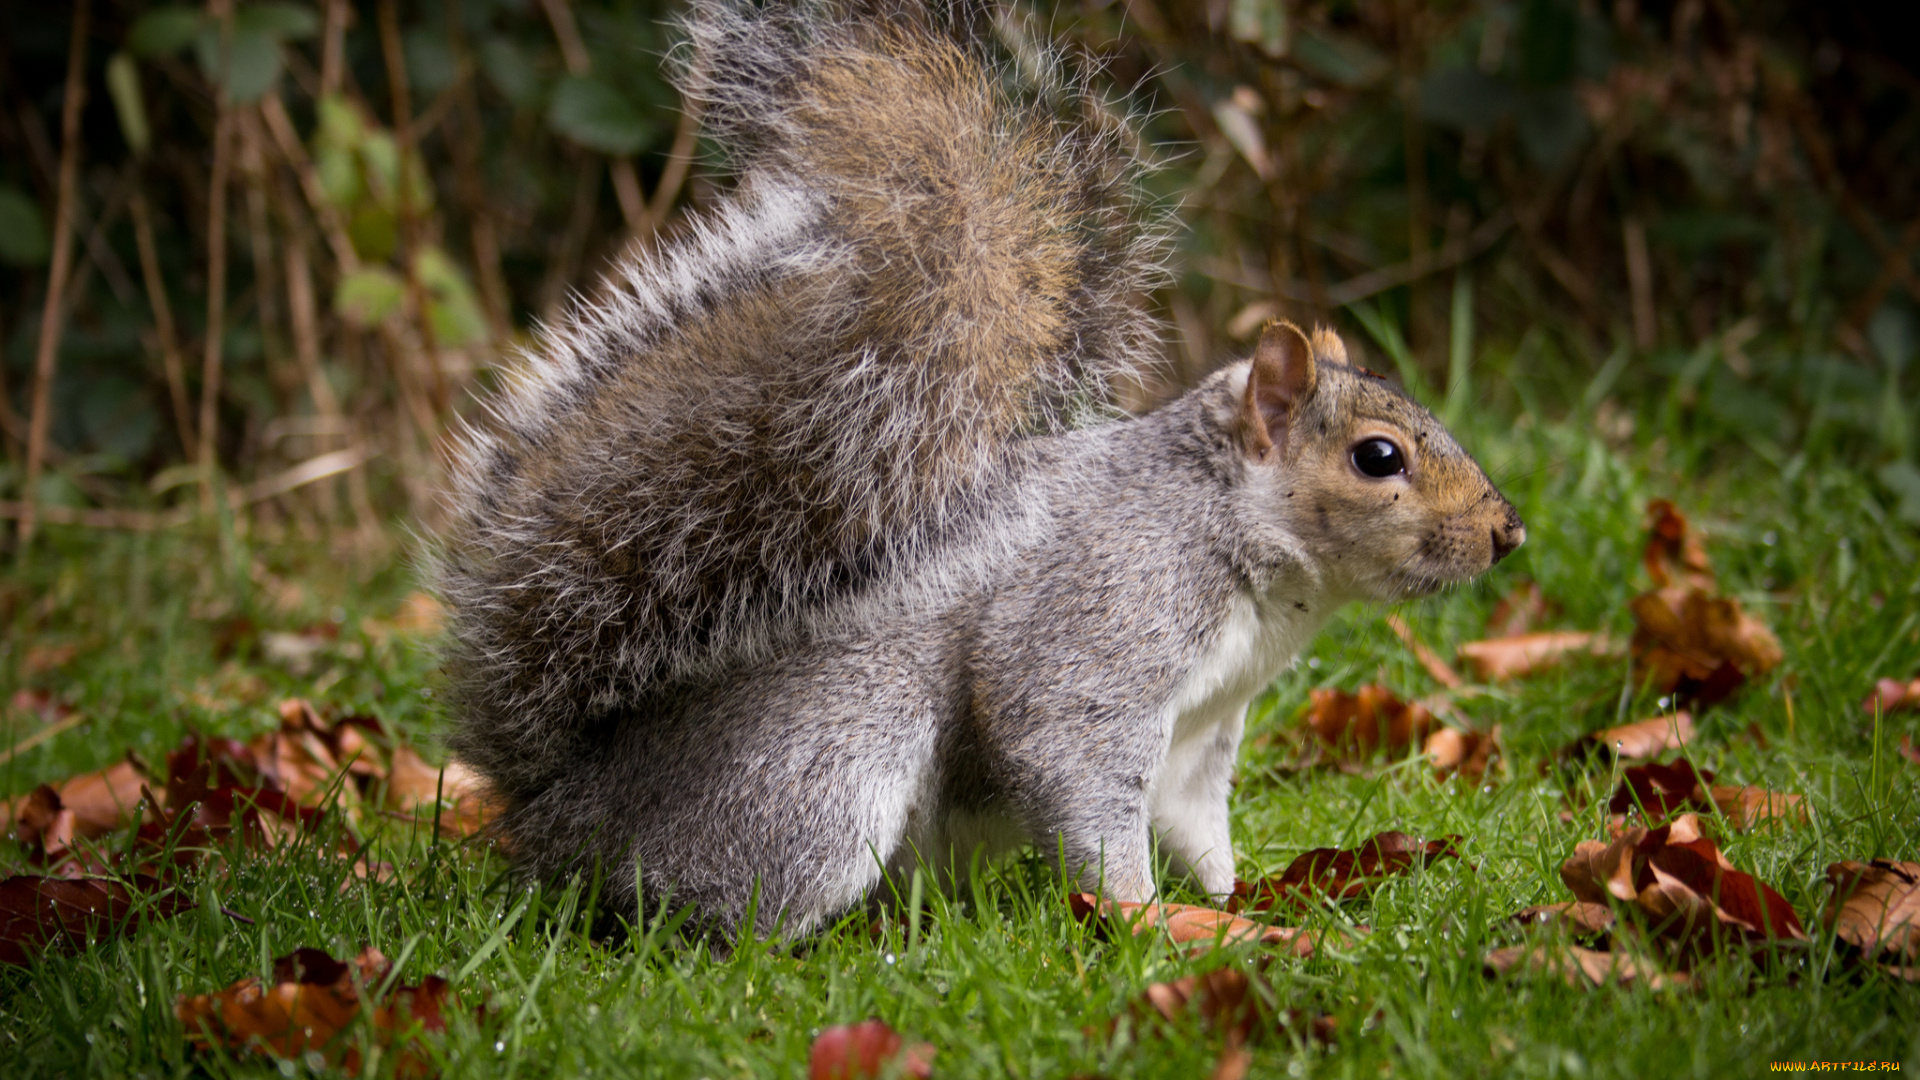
[3,388,1918,1078]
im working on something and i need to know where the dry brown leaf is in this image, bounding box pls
[1297,685,1434,763]
[1823,860,1919,980]
[1232,831,1461,913]
[1628,501,1782,708]
[383,748,493,837]
[1131,967,1338,1048]
[1577,712,1695,760]
[1484,942,1685,990]
[4,755,150,844]
[362,591,447,642]
[1066,893,1325,957]
[1558,820,1805,958]
[1642,499,1715,592]
[1900,734,1920,767]
[1862,677,1920,715]
[1603,758,1805,829]
[0,874,196,966]
[1510,901,1616,936]
[177,946,454,1076]
[1456,632,1617,682]
[1423,725,1502,782]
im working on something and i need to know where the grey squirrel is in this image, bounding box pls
[437,0,1523,939]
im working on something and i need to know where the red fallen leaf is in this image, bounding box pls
[1823,860,1919,981]
[1900,734,1920,767]
[0,874,196,965]
[1066,893,1326,957]
[1863,677,1920,715]
[178,946,454,1077]
[1484,942,1686,990]
[1298,685,1434,761]
[1131,967,1335,1047]
[1559,817,1806,958]
[1232,831,1461,913]
[1605,758,1806,829]
[808,1019,933,1080]
[1456,632,1617,682]
[1487,581,1555,638]
[1575,712,1695,761]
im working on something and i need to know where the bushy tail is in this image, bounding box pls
[439,0,1166,804]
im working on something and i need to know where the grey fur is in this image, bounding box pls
[437,1,1523,941]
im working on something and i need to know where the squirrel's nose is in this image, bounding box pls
[1490,522,1525,564]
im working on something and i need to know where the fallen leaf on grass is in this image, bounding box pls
[1560,816,1806,957]
[1067,893,1324,956]
[1456,632,1617,682]
[362,591,447,641]
[1232,832,1462,913]
[1510,902,1616,936]
[1298,685,1434,762]
[177,946,454,1076]
[1900,734,1920,767]
[1606,758,1806,829]
[0,874,196,966]
[1823,860,1919,981]
[8,687,76,723]
[1384,614,1464,688]
[381,746,493,837]
[1132,967,1336,1047]
[808,1019,934,1080]
[1628,501,1782,708]
[1423,724,1502,782]
[1862,677,1920,715]
[1573,712,1695,760]
[1484,942,1685,990]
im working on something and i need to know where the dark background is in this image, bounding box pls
[1,0,1916,540]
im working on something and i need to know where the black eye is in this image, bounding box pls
[1351,438,1405,478]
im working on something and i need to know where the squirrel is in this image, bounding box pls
[437,0,1525,940]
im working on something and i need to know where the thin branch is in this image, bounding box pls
[18,0,91,546]
[198,0,236,510]
[130,187,197,456]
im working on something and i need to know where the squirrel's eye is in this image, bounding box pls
[1351,438,1406,478]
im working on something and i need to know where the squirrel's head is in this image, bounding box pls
[1228,320,1524,601]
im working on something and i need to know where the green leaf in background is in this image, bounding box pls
[106,53,152,157]
[0,186,50,266]
[333,267,406,329]
[127,6,204,58]
[1292,27,1389,88]
[197,27,284,103]
[1229,0,1288,58]
[415,246,489,348]
[547,75,659,156]
[480,37,541,108]
[1420,68,1516,133]
[1875,460,1920,526]
[234,2,319,40]
[404,29,458,96]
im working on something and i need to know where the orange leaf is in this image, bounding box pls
[1456,632,1616,681]
[1066,893,1323,957]
[1297,685,1434,762]
[177,946,454,1076]
[1577,712,1695,760]
[1863,677,1920,715]
[1510,902,1616,936]
[1484,942,1684,990]
[1422,724,1501,782]
[1823,860,1919,979]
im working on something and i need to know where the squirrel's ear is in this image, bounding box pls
[1242,320,1317,462]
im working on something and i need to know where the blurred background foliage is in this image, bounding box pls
[0,0,1916,555]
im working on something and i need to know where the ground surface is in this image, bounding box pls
[3,385,1918,1078]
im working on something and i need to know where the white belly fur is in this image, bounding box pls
[1151,588,1322,895]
